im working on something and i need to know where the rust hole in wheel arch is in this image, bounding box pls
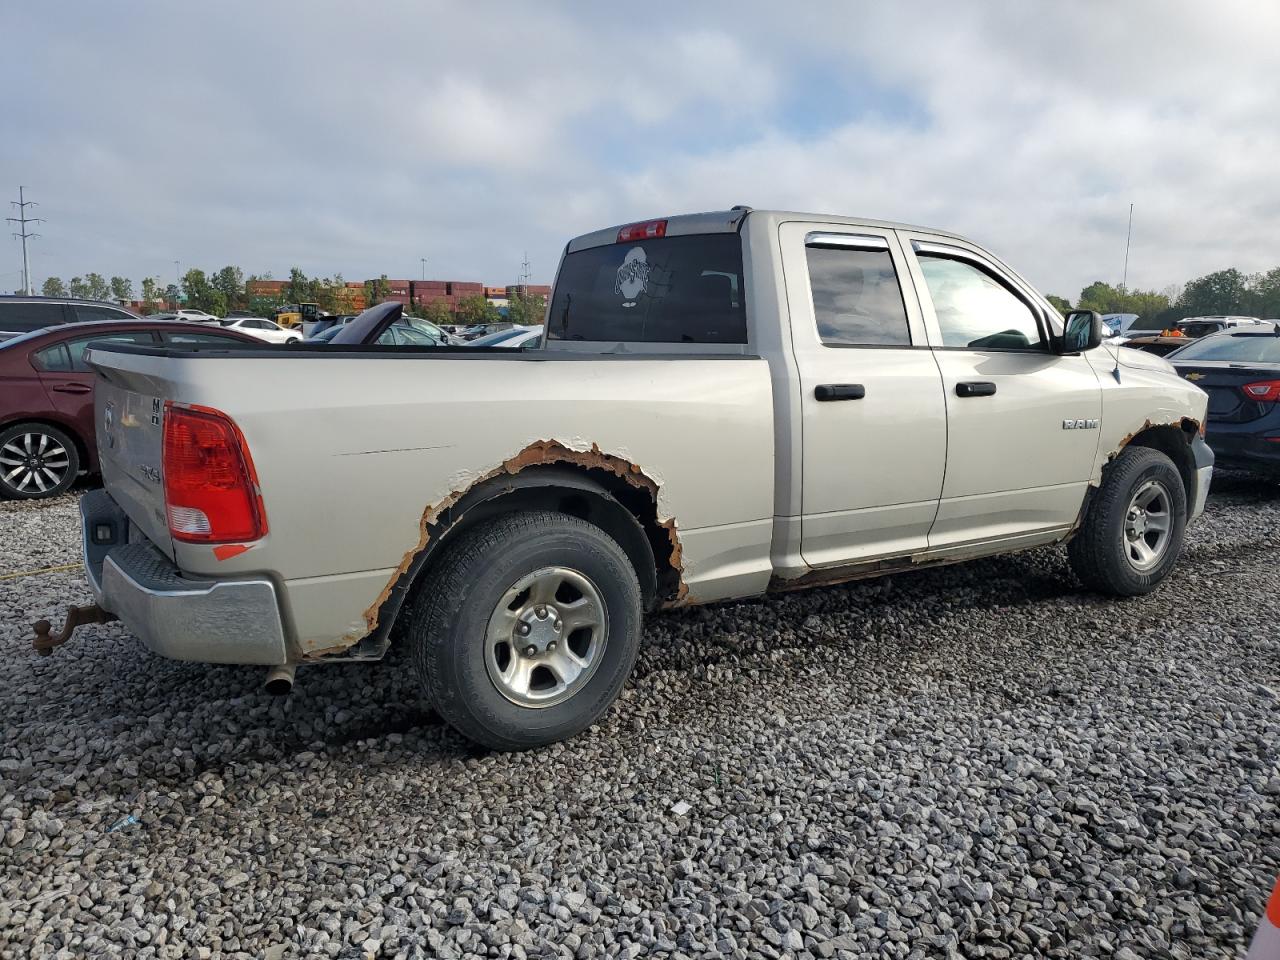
[346,439,688,649]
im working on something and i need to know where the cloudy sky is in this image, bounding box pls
[2,1,1276,299]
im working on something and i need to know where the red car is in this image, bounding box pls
[0,320,259,499]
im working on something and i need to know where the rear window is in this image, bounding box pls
[0,302,68,332]
[547,234,747,344]
[1170,332,1280,363]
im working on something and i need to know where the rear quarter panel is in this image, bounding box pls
[92,350,776,654]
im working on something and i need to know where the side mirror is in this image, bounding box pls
[1060,309,1104,353]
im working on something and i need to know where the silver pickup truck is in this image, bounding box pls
[69,208,1211,750]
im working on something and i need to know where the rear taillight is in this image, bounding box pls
[1243,380,1280,402]
[617,219,667,243]
[162,402,267,543]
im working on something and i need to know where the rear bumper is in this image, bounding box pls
[80,490,288,665]
[1204,424,1280,476]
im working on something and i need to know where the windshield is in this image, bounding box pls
[1170,330,1280,362]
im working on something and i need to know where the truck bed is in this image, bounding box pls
[87,341,776,657]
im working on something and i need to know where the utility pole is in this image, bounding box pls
[420,257,427,281]
[1121,202,1134,293]
[519,251,531,288]
[7,187,43,295]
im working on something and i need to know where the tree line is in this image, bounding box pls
[39,265,546,325]
[1048,266,1280,327]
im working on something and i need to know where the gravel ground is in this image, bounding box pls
[0,476,1277,960]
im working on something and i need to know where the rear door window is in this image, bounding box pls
[33,343,73,371]
[0,302,69,332]
[547,234,747,344]
[805,242,911,346]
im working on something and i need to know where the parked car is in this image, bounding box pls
[174,308,220,324]
[218,316,303,344]
[0,296,141,341]
[1121,332,1192,356]
[403,316,455,345]
[70,208,1211,751]
[302,315,356,339]
[0,320,257,498]
[454,322,512,341]
[468,325,543,348]
[1175,316,1265,338]
[1101,313,1141,336]
[311,321,447,346]
[1168,324,1280,475]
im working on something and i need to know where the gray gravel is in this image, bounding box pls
[1,475,1277,959]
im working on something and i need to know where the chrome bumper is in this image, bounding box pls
[81,490,288,665]
[1191,435,1214,520]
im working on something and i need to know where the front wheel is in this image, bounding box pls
[1068,446,1187,596]
[409,511,643,750]
[0,423,80,500]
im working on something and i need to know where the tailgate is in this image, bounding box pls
[91,351,175,557]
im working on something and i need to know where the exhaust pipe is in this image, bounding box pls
[263,663,297,696]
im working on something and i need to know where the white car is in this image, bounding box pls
[173,308,220,324]
[1176,315,1266,338]
[217,316,302,344]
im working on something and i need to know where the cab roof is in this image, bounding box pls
[565,207,966,253]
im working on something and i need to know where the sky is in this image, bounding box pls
[2,1,1277,299]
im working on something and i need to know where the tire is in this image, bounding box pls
[410,510,643,750]
[1068,446,1187,596]
[0,422,80,500]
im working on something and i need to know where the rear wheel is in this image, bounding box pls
[1068,446,1187,596]
[409,511,643,750]
[0,423,80,500]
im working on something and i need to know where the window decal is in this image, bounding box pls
[614,246,650,308]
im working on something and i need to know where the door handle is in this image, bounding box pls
[815,383,866,401]
[955,381,997,398]
[51,383,93,395]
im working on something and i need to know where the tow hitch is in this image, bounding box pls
[31,604,117,656]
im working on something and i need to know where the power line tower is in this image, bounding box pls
[518,251,531,287]
[7,186,43,295]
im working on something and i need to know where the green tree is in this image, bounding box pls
[506,292,547,326]
[1045,294,1071,314]
[140,277,161,313]
[68,276,89,298]
[1176,268,1249,317]
[181,268,226,315]
[455,294,500,326]
[364,274,390,305]
[84,273,111,301]
[110,276,133,301]
[41,277,67,298]
[163,283,181,306]
[1076,280,1170,326]
[1246,268,1280,319]
[212,266,244,311]
[416,300,453,327]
